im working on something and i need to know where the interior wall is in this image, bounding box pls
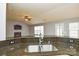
[44,22,55,36]
[6,17,79,38]
[28,17,79,37]
[29,26,34,36]
[0,3,6,41]
[6,20,30,37]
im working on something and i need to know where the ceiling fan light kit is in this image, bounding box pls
[24,16,32,21]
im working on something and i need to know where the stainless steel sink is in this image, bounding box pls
[25,44,58,53]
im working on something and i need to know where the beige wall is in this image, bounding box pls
[6,20,30,37]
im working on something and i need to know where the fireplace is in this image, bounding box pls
[14,32,21,37]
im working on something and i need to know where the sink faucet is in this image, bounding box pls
[39,33,44,52]
[48,41,51,44]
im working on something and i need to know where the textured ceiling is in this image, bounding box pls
[6,3,79,24]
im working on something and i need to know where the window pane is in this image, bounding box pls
[35,26,38,30]
[34,26,44,37]
[69,23,79,38]
[55,23,64,36]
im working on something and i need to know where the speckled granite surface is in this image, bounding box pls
[0,36,79,56]
[0,43,77,56]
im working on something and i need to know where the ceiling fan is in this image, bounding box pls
[24,16,32,21]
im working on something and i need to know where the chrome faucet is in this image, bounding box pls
[39,33,44,52]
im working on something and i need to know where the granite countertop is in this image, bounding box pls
[6,35,79,40]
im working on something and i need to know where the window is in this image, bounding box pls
[69,23,79,38]
[34,26,44,37]
[55,23,64,37]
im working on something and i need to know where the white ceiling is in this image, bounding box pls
[6,3,79,25]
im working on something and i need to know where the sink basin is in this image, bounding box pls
[26,44,58,52]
